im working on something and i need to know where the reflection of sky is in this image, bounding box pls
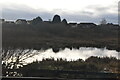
[25,47,119,63]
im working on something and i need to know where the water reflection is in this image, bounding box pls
[25,47,119,63]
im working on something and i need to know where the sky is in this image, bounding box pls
[0,0,119,24]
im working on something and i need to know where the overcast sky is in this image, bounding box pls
[0,0,119,24]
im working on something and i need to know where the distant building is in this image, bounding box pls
[104,23,119,27]
[16,19,27,24]
[114,24,119,26]
[78,23,96,28]
[27,20,32,24]
[5,21,15,24]
[113,24,119,27]
[69,23,77,27]
[44,21,51,23]
[0,19,5,23]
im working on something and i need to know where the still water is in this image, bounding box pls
[25,47,119,63]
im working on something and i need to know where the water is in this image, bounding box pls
[25,47,119,63]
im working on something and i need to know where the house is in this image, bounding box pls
[27,20,32,24]
[44,21,51,23]
[113,24,119,27]
[69,23,77,27]
[16,19,27,24]
[5,21,15,24]
[78,23,96,28]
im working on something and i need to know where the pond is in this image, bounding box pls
[25,47,119,63]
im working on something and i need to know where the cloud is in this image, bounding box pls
[1,4,118,24]
[2,7,54,21]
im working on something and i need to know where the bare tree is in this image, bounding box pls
[100,18,107,25]
[2,47,39,76]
